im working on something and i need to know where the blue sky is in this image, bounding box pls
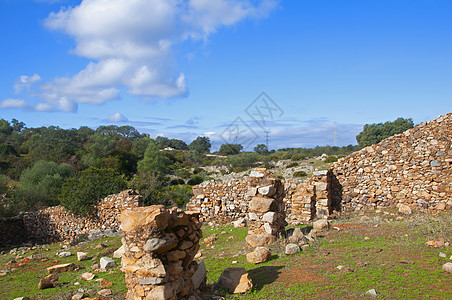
[1,0,451,151]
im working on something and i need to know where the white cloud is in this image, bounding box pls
[108,112,128,123]
[0,98,29,109]
[17,0,279,112]
[14,73,41,93]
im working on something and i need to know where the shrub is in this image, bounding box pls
[20,160,74,206]
[324,155,338,163]
[292,154,306,161]
[187,175,204,186]
[167,185,193,208]
[293,171,307,177]
[286,162,299,168]
[59,168,127,216]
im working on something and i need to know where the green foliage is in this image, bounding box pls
[20,160,74,206]
[59,168,127,216]
[293,171,307,177]
[187,175,205,186]
[324,155,338,163]
[254,143,269,155]
[286,162,299,168]
[167,184,193,208]
[356,117,414,148]
[189,136,211,154]
[219,143,243,156]
[291,154,306,161]
[226,152,260,171]
[137,142,172,175]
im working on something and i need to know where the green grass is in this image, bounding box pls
[1,210,451,299]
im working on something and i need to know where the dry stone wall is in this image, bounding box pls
[333,113,452,213]
[245,168,286,247]
[120,205,205,300]
[0,189,142,247]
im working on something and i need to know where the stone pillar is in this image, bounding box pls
[313,170,330,219]
[245,168,286,247]
[119,205,205,300]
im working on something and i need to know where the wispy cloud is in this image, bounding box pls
[107,112,128,123]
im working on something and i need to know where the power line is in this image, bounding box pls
[264,130,270,149]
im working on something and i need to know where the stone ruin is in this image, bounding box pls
[119,205,206,300]
[245,168,286,247]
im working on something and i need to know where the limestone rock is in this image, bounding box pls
[426,238,445,248]
[313,219,329,231]
[81,272,95,281]
[58,252,71,258]
[285,244,300,255]
[233,218,246,228]
[144,234,178,253]
[245,234,276,247]
[38,274,58,289]
[258,185,276,197]
[77,252,88,261]
[399,204,412,215]
[192,261,207,290]
[99,257,116,269]
[246,247,271,264]
[249,196,276,213]
[442,262,452,274]
[113,245,125,259]
[120,205,171,232]
[217,267,253,294]
[47,263,76,274]
[262,212,277,224]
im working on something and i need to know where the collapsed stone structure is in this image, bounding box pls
[245,168,286,247]
[120,205,205,300]
[0,190,142,247]
[333,113,452,212]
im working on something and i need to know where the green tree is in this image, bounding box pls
[137,142,172,175]
[356,117,414,148]
[219,143,243,156]
[189,136,211,154]
[20,160,74,206]
[254,144,269,155]
[59,168,127,216]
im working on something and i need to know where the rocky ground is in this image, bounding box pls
[0,208,451,299]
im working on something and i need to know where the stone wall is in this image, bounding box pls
[245,168,286,247]
[0,189,143,247]
[333,113,452,213]
[120,205,205,300]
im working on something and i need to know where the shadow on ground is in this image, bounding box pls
[248,265,284,292]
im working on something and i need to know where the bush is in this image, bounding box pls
[292,154,306,161]
[286,162,299,168]
[324,155,338,163]
[129,172,170,206]
[293,171,307,177]
[59,168,127,216]
[187,175,204,186]
[20,160,74,206]
[167,185,193,208]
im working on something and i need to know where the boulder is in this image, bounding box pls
[245,234,276,247]
[113,245,125,259]
[217,267,253,294]
[313,219,329,231]
[246,247,271,264]
[38,274,58,289]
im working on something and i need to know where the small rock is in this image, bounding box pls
[301,245,310,251]
[95,243,108,249]
[13,298,30,300]
[81,272,95,281]
[442,262,452,273]
[38,274,59,289]
[233,218,246,228]
[97,289,112,297]
[58,252,71,258]
[232,261,238,264]
[71,292,84,300]
[365,289,377,298]
[426,238,445,248]
[400,260,414,265]
[92,264,100,270]
[364,237,370,240]
[439,252,447,258]
[99,257,116,269]
[77,252,88,261]
[398,204,412,215]
[98,278,113,288]
[192,261,207,290]
[285,244,300,255]
[47,263,76,274]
